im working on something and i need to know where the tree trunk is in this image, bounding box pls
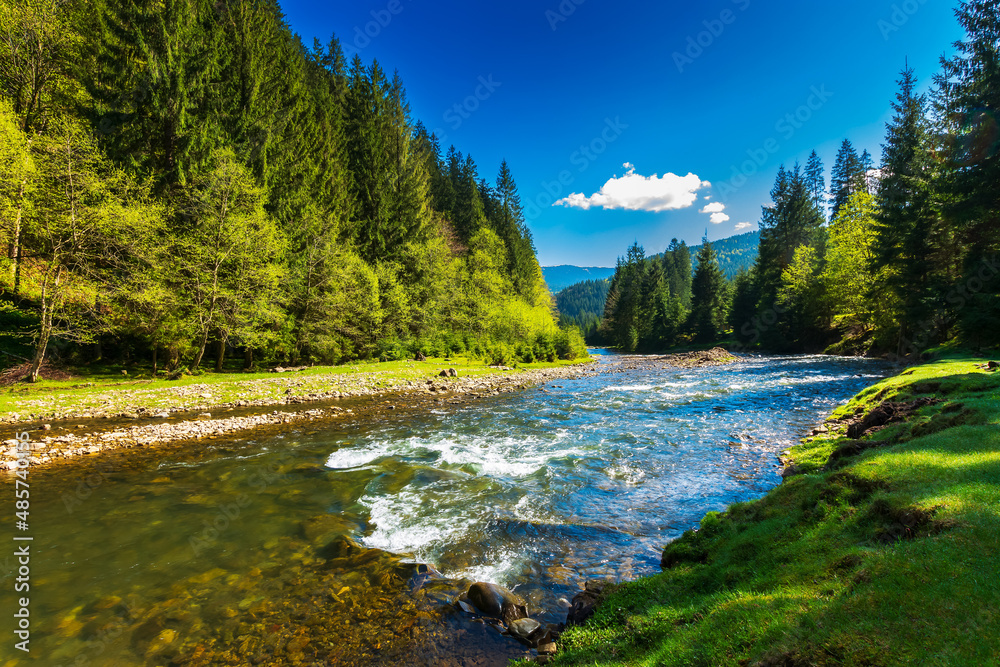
[214,337,225,372]
[244,347,253,370]
[190,328,209,370]
[8,181,24,284]
[12,223,22,296]
[28,267,62,383]
[28,299,53,383]
[152,347,158,376]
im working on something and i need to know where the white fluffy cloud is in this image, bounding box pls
[554,165,709,213]
[734,222,753,232]
[700,201,729,224]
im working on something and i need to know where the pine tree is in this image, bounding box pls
[662,238,692,307]
[757,164,824,304]
[858,149,874,194]
[688,239,727,341]
[451,154,487,243]
[830,140,863,220]
[935,0,1000,348]
[873,65,938,352]
[804,150,826,216]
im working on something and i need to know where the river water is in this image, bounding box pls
[0,352,889,666]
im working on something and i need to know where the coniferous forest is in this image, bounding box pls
[0,0,586,382]
[600,2,999,357]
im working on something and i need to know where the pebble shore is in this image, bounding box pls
[2,363,598,472]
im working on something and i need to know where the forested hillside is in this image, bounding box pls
[0,0,585,381]
[542,266,616,293]
[602,1,1000,356]
[690,231,759,279]
[554,279,609,342]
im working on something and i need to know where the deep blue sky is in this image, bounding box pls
[279,0,965,267]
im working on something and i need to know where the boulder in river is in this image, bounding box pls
[466,582,528,624]
[508,617,543,645]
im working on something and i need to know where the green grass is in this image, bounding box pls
[0,355,593,422]
[536,351,1000,667]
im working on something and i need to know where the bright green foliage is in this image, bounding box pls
[0,98,34,284]
[171,149,287,370]
[0,0,582,374]
[821,190,900,351]
[777,244,823,343]
[753,164,826,349]
[22,115,161,381]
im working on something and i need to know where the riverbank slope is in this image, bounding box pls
[540,352,1000,666]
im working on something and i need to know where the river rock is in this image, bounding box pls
[566,580,609,626]
[319,535,366,560]
[508,617,542,644]
[466,582,528,624]
[300,514,355,545]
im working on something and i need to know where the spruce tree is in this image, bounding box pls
[874,65,937,352]
[936,0,1000,348]
[688,239,727,342]
[804,150,826,216]
[830,140,863,220]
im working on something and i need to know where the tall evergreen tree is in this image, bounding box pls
[662,238,693,307]
[935,0,1000,348]
[804,150,826,215]
[873,65,939,352]
[830,140,864,220]
[688,239,728,341]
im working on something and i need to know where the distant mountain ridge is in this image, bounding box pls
[542,266,616,293]
[544,230,760,294]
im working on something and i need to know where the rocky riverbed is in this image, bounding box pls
[1,363,598,472]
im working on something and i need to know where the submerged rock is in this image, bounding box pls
[466,582,528,624]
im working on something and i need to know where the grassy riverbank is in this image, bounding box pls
[541,351,1000,666]
[0,356,591,424]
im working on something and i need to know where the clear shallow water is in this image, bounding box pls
[0,353,890,665]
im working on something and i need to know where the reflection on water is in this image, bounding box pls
[0,353,889,665]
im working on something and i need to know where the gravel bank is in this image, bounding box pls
[2,363,598,472]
